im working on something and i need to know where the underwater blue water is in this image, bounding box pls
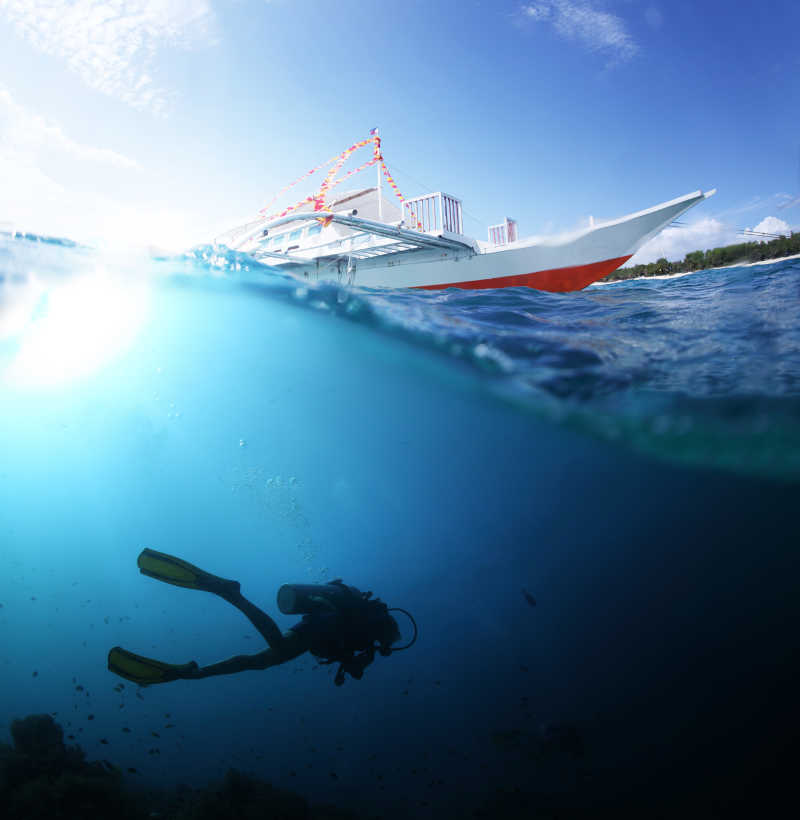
[0,233,798,817]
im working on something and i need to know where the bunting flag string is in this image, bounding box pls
[257,149,345,216]
[380,160,421,229]
[256,132,420,228]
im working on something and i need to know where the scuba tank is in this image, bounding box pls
[277,582,363,615]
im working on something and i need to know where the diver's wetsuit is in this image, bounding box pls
[181,586,384,684]
[176,585,310,679]
[108,550,399,686]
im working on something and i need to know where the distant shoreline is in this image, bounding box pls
[593,252,800,286]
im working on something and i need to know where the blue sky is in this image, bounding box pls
[1,0,798,263]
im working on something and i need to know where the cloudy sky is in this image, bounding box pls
[1,0,798,262]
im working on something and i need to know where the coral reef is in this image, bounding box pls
[0,713,361,820]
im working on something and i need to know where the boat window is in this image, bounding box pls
[289,229,302,241]
[307,223,322,238]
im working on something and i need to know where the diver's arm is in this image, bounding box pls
[185,629,310,679]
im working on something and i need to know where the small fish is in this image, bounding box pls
[122,727,131,733]
[113,684,124,692]
[521,588,537,608]
[151,731,160,738]
[329,771,338,780]
[75,685,84,692]
[87,714,94,721]
[127,767,139,774]
[67,734,75,740]
[32,670,38,677]
[100,738,109,745]
[164,713,171,718]
[136,691,144,700]
[164,724,175,729]
[102,760,113,771]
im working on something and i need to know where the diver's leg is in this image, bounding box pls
[186,630,309,679]
[137,549,286,650]
[215,588,285,650]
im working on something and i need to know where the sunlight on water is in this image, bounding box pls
[2,267,150,389]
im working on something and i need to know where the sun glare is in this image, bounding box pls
[3,270,150,389]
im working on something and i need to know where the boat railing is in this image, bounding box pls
[488,218,518,246]
[402,192,463,236]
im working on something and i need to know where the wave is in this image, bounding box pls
[3,232,799,480]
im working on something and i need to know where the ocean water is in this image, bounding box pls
[0,233,798,818]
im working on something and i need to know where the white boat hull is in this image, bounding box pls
[231,189,715,293]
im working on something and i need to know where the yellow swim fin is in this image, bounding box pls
[137,548,240,595]
[108,646,198,686]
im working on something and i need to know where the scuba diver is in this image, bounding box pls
[108,549,416,687]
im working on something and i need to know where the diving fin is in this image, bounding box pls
[108,646,199,686]
[137,548,241,596]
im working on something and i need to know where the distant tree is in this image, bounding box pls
[601,231,799,283]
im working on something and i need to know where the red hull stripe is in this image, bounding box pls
[415,255,633,293]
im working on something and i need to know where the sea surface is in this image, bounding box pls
[0,232,798,818]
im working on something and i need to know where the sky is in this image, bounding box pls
[1,0,799,264]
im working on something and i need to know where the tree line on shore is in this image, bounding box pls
[602,230,800,282]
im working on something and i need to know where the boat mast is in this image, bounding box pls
[374,128,383,222]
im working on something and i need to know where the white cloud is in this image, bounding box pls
[749,216,790,238]
[0,150,200,249]
[0,85,138,168]
[0,0,216,113]
[626,217,737,266]
[522,1,638,64]
[626,214,796,266]
[0,86,200,249]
